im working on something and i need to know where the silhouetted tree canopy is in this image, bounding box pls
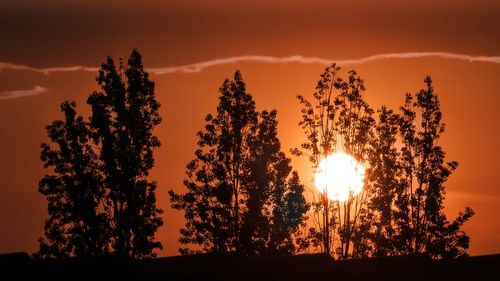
[363,77,474,259]
[169,70,309,256]
[294,65,473,259]
[37,53,473,260]
[293,64,375,258]
[38,49,163,258]
[392,76,474,258]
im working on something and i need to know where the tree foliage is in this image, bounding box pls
[367,106,402,257]
[37,53,473,260]
[295,65,473,259]
[393,76,474,258]
[38,49,163,258]
[293,64,374,258]
[169,70,309,256]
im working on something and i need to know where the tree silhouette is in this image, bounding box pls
[293,64,342,256]
[334,69,375,258]
[394,76,474,258]
[365,76,474,258]
[169,70,257,254]
[169,70,308,256]
[37,101,110,258]
[87,49,163,258]
[294,66,472,259]
[293,64,374,258]
[38,49,163,258]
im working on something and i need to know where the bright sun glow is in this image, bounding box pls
[314,152,365,201]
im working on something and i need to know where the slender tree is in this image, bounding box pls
[87,49,163,258]
[169,70,257,254]
[293,64,374,258]
[395,76,474,258]
[334,69,375,258]
[365,77,474,258]
[293,64,341,256]
[37,101,110,258]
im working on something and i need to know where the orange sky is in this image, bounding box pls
[0,0,499,257]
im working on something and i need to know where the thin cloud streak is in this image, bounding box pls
[150,52,500,74]
[0,52,499,75]
[0,85,48,100]
[0,62,99,75]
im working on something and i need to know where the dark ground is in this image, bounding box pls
[1,252,499,280]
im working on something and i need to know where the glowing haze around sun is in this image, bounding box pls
[314,152,365,201]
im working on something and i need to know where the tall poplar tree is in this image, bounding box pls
[293,64,374,258]
[365,76,474,259]
[395,76,474,258]
[87,49,163,258]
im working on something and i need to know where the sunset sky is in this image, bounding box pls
[0,0,499,257]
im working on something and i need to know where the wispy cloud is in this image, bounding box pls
[0,85,48,100]
[1,52,498,100]
[148,52,500,74]
[0,52,498,76]
[0,62,99,75]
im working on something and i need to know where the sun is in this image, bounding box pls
[314,152,365,201]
